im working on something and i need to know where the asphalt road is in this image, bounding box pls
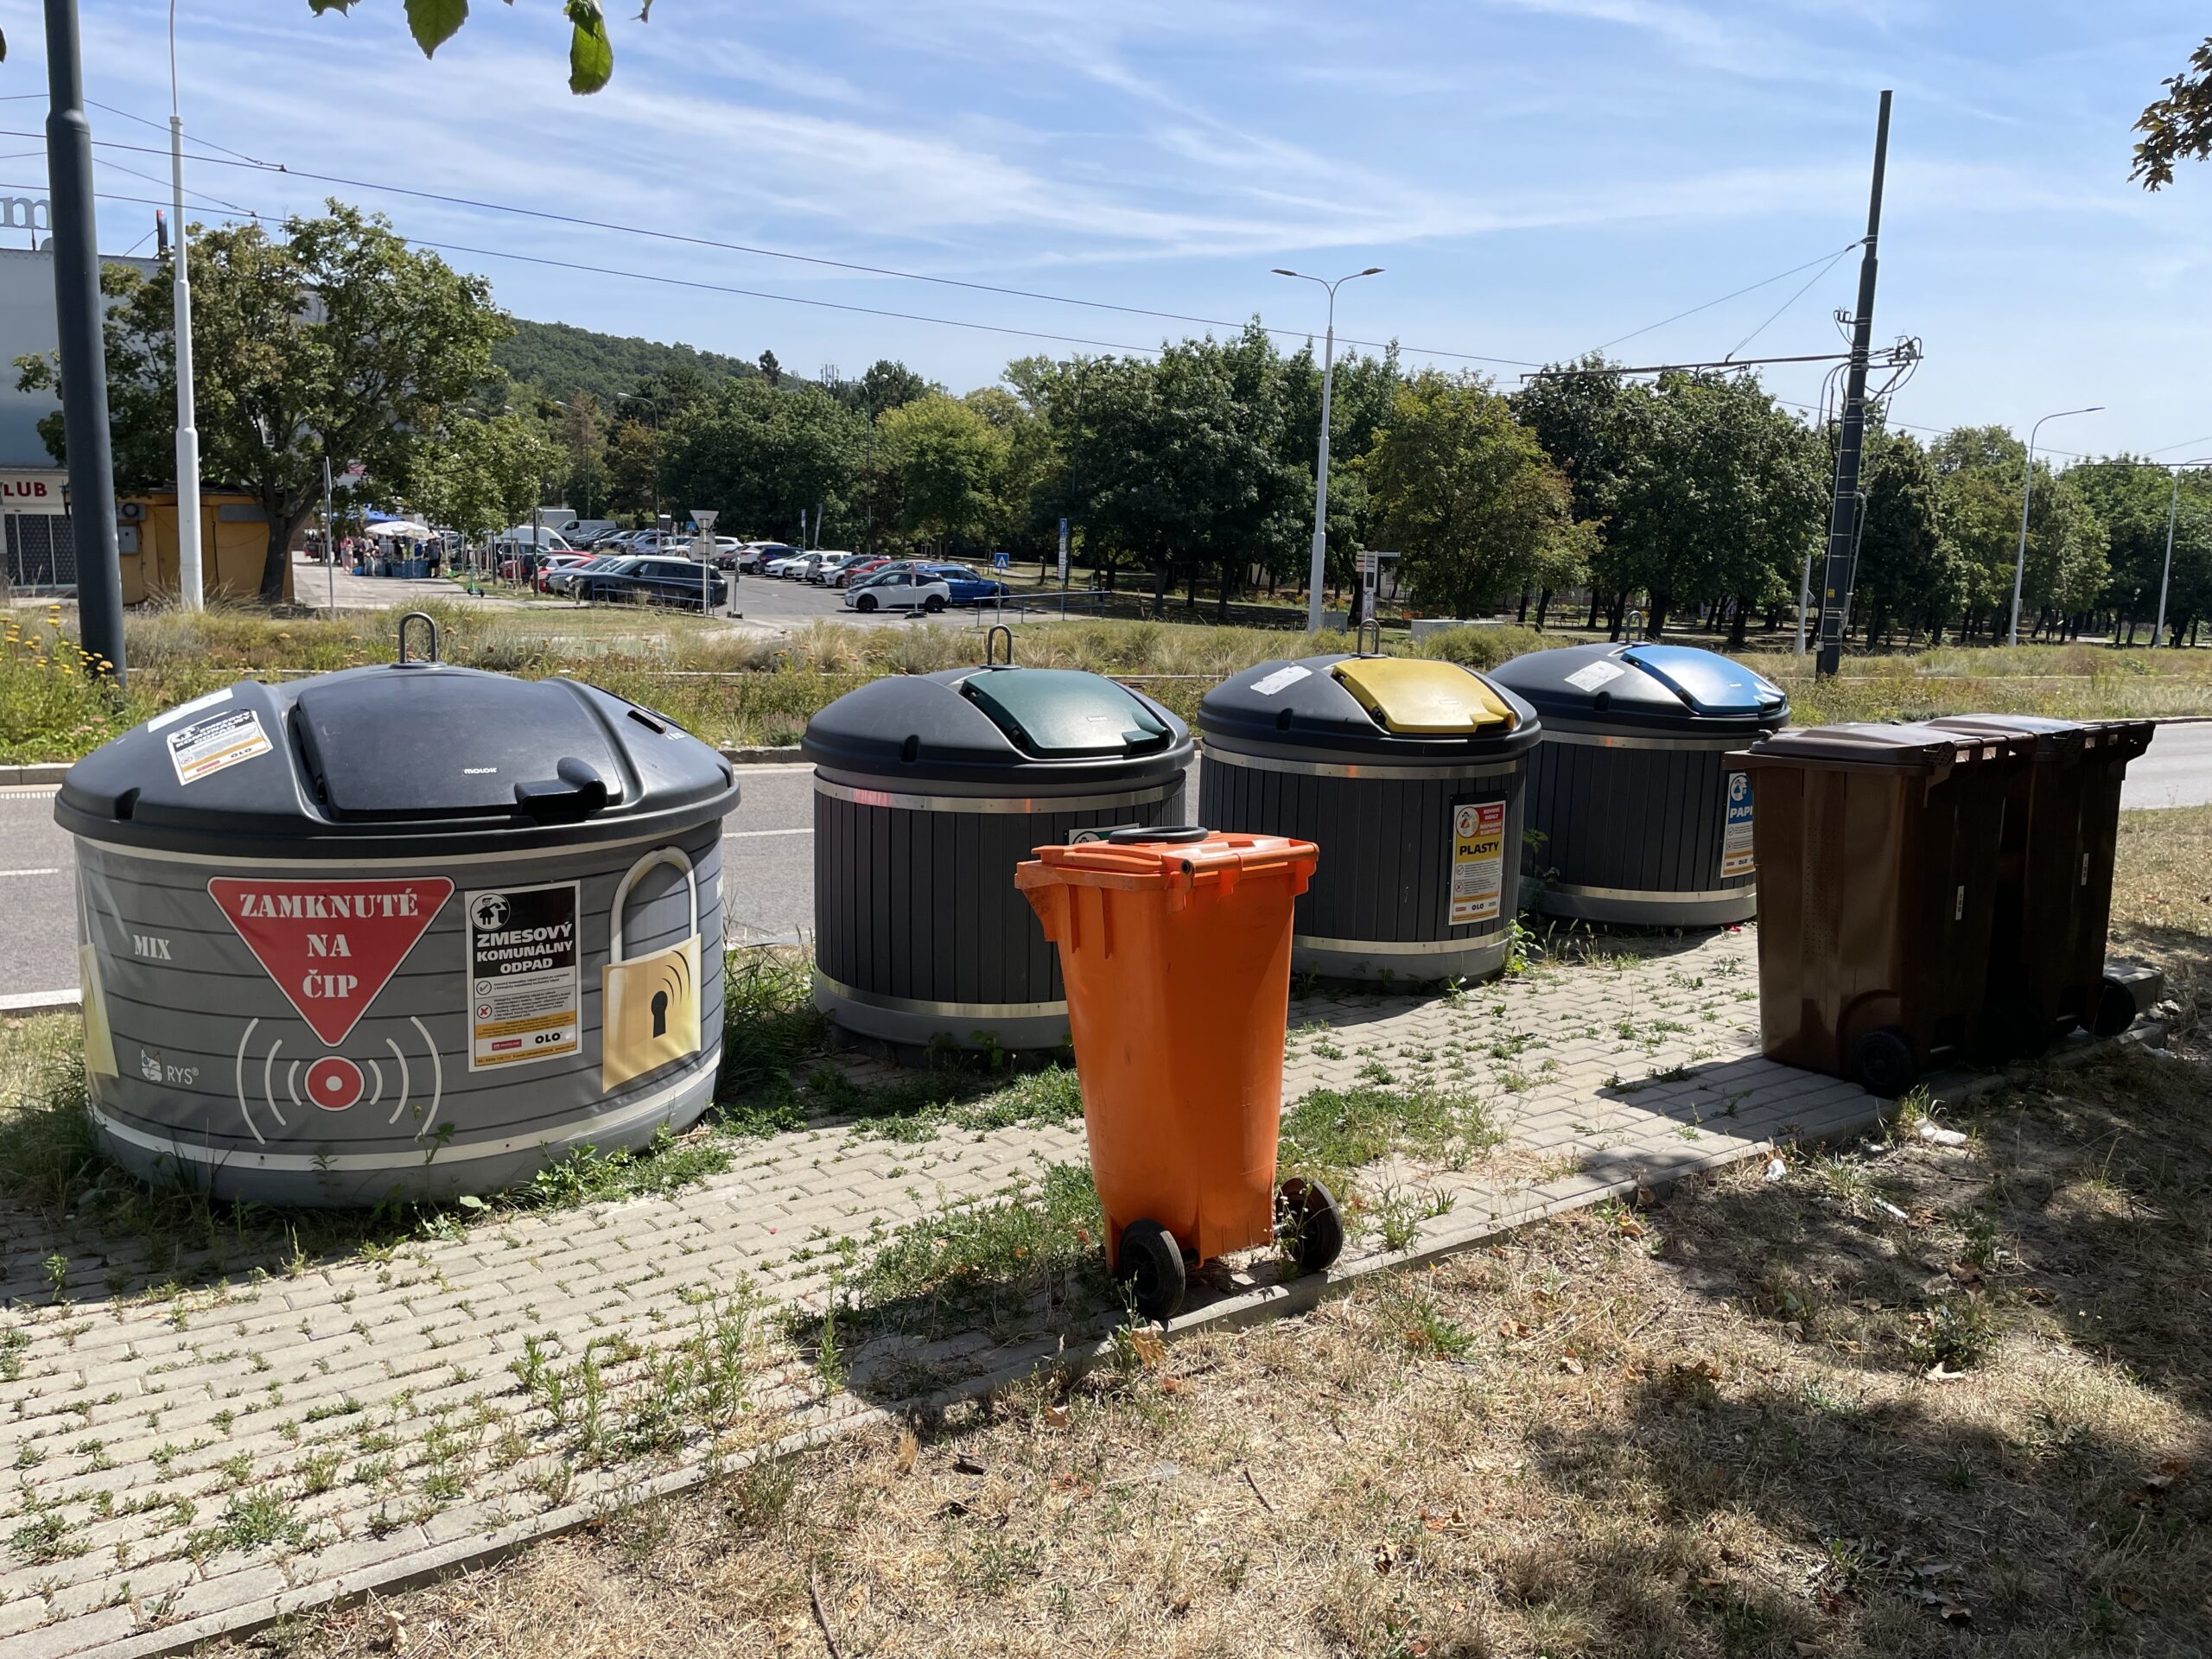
[3,727,2205,1003]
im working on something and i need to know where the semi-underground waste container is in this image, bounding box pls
[1929,715,2159,1052]
[1488,642,1789,926]
[1198,655,1540,983]
[1016,828,1343,1319]
[1730,721,2029,1096]
[57,617,739,1206]
[805,657,1192,1052]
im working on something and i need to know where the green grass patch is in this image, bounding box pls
[1278,1083,1506,1190]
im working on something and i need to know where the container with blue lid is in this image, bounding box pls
[1488,641,1789,926]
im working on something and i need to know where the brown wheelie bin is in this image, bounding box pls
[1729,722,2031,1096]
[1929,715,2158,1052]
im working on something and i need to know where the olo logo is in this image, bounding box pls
[209,879,453,1111]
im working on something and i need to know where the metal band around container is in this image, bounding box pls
[1543,880,1751,903]
[1208,749,1522,783]
[86,1058,715,1173]
[815,971,1064,1020]
[812,778,1180,815]
[1295,931,1508,955]
[1539,729,1760,753]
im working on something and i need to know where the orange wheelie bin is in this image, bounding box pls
[1015,826,1344,1319]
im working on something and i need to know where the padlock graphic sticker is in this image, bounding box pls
[602,848,704,1090]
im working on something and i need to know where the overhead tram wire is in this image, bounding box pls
[18,181,1166,356]
[1581,240,1864,357]
[1724,242,1858,361]
[0,122,1544,369]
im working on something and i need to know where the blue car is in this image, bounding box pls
[919,563,1011,603]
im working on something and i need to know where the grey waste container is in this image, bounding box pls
[804,661,1192,1051]
[55,617,740,1207]
[1489,642,1789,926]
[1198,654,1541,983]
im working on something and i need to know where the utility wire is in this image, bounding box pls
[1585,240,1862,356]
[1725,243,1855,361]
[16,182,1166,356]
[87,98,274,168]
[0,124,1541,368]
[94,155,257,217]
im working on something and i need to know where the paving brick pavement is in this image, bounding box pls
[1,928,1911,1656]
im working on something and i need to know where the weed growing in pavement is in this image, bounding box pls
[1278,1084,1504,1195]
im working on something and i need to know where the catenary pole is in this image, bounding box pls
[45,0,126,687]
[1813,92,1890,679]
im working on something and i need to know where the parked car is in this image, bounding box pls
[808,551,863,585]
[543,553,624,594]
[733,542,796,574]
[582,556,727,607]
[532,552,596,592]
[830,556,896,588]
[766,551,817,578]
[844,568,951,614]
[919,563,1011,604]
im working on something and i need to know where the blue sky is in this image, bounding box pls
[15,1,2212,460]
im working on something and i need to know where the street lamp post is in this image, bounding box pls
[1274,265,1382,632]
[2009,405,2101,647]
[168,5,201,609]
[2155,457,2212,648]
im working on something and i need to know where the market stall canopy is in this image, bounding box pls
[362,520,432,538]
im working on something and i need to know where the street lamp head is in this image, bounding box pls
[1358,266,1384,276]
[1271,267,1301,278]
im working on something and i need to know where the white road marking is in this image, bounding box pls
[0,868,63,877]
[723,827,813,840]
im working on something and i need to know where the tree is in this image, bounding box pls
[551,390,609,518]
[2133,35,2212,188]
[1364,372,1580,618]
[658,376,862,543]
[1594,372,1824,642]
[19,203,509,600]
[1929,427,2109,639]
[1852,429,1961,642]
[2069,457,2179,639]
[858,359,937,420]
[308,0,626,95]
[879,394,1007,553]
[605,416,661,518]
[757,350,783,387]
[408,414,559,543]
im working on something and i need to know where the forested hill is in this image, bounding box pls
[493,317,760,403]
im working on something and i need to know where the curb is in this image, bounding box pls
[0,990,79,1015]
[58,1017,2166,1659]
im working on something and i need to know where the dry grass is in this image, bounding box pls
[9,596,2209,761]
[208,823,2212,1656]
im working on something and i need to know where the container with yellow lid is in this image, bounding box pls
[1196,652,1540,985]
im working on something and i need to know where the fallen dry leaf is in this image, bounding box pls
[1617,1216,1647,1239]
[1042,1404,1071,1430]
[1127,1327,1166,1368]
[1559,1355,1586,1376]
[1498,1319,1533,1340]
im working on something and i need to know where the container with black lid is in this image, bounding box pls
[57,616,740,1205]
[1489,641,1789,926]
[804,649,1192,1051]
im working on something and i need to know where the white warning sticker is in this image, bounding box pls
[1250,664,1313,696]
[1563,658,1626,694]
[165,708,272,785]
[466,881,582,1071]
[1449,800,1507,926]
[1720,772,1756,878]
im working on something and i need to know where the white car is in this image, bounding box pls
[808,551,862,584]
[844,568,950,614]
[767,552,817,578]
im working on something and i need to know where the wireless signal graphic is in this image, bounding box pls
[232,1015,444,1146]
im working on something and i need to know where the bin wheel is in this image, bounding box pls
[1851,1028,1918,1099]
[1116,1219,1185,1321]
[1275,1177,1345,1274]
[2093,977,2139,1038]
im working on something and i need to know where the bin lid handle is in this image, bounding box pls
[1108,823,1208,843]
[512,756,611,820]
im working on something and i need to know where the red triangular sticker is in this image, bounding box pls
[209,878,454,1046]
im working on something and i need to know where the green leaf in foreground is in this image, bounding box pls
[404,0,469,58]
[567,0,614,93]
